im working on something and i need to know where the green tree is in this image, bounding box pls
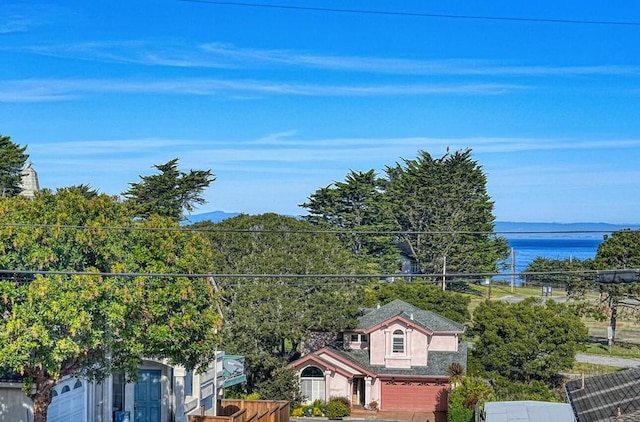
[0,134,29,197]
[301,169,398,272]
[471,298,587,383]
[193,213,369,394]
[254,367,305,406]
[363,279,470,324]
[489,376,556,402]
[522,257,592,297]
[447,377,494,422]
[384,149,509,281]
[593,229,640,345]
[0,189,221,422]
[123,158,215,222]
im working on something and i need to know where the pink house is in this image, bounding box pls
[289,300,467,413]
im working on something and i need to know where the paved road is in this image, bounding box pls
[575,353,640,368]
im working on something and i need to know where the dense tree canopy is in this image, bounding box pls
[123,158,215,222]
[363,279,470,324]
[522,257,592,297]
[300,149,509,283]
[0,189,221,422]
[0,134,29,197]
[385,149,508,276]
[193,213,370,395]
[301,169,398,271]
[593,229,640,345]
[471,298,587,383]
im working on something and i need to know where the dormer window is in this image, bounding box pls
[350,333,369,343]
[392,329,405,354]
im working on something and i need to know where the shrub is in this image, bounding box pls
[313,407,324,416]
[246,392,261,400]
[447,377,494,422]
[328,396,350,407]
[291,407,304,417]
[312,399,326,413]
[325,398,350,419]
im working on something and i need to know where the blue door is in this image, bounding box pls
[135,370,161,422]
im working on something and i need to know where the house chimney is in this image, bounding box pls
[410,313,414,320]
[581,373,585,390]
[377,303,380,309]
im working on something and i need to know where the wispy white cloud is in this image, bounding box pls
[0,3,61,34]
[26,133,640,219]
[0,77,527,102]
[9,40,640,77]
[245,132,640,154]
[28,133,640,173]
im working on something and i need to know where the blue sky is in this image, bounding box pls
[2,1,640,224]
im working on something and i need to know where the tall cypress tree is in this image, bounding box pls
[384,149,509,276]
[301,169,398,272]
[0,134,29,197]
[123,158,215,222]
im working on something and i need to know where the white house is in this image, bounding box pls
[0,352,242,422]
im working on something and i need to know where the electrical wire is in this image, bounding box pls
[0,222,625,236]
[0,267,605,281]
[179,0,640,27]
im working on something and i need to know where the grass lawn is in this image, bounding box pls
[569,362,624,376]
[582,341,640,359]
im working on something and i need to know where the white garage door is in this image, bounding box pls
[47,377,86,422]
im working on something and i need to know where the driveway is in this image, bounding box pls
[575,353,640,368]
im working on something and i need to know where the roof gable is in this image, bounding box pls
[357,299,465,333]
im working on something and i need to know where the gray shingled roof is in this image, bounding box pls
[565,368,640,422]
[358,299,465,333]
[484,401,575,422]
[325,341,468,377]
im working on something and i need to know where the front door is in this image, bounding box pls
[135,370,162,422]
[352,378,365,406]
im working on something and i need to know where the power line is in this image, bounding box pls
[0,267,607,280]
[179,0,640,27]
[0,222,625,236]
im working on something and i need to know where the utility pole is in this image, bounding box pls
[510,248,515,293]
[442,255,447,291]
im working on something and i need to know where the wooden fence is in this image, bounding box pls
[189,399,290,422]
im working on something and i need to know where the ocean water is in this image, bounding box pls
[506,237,603,275]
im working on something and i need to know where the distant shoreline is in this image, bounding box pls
[190,212,640,230]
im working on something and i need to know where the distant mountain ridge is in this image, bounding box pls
[495,221,640,239]
[185,210,240,224]
[187,212,640,237]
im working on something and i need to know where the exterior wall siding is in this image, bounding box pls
[314,354,359,376]
[369,330,386,366]
[0,382,33,422]
[429,335,458,352]
[326,372,350,400]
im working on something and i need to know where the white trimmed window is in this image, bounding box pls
[300,366,325,403]
[392,329,405,354]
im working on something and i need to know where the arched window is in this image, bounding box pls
[73,380,83,389]
[61,385,71,394]
[392,329,405,354]
[300,366,325,403]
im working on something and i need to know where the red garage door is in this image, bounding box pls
[380,380,449,411]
